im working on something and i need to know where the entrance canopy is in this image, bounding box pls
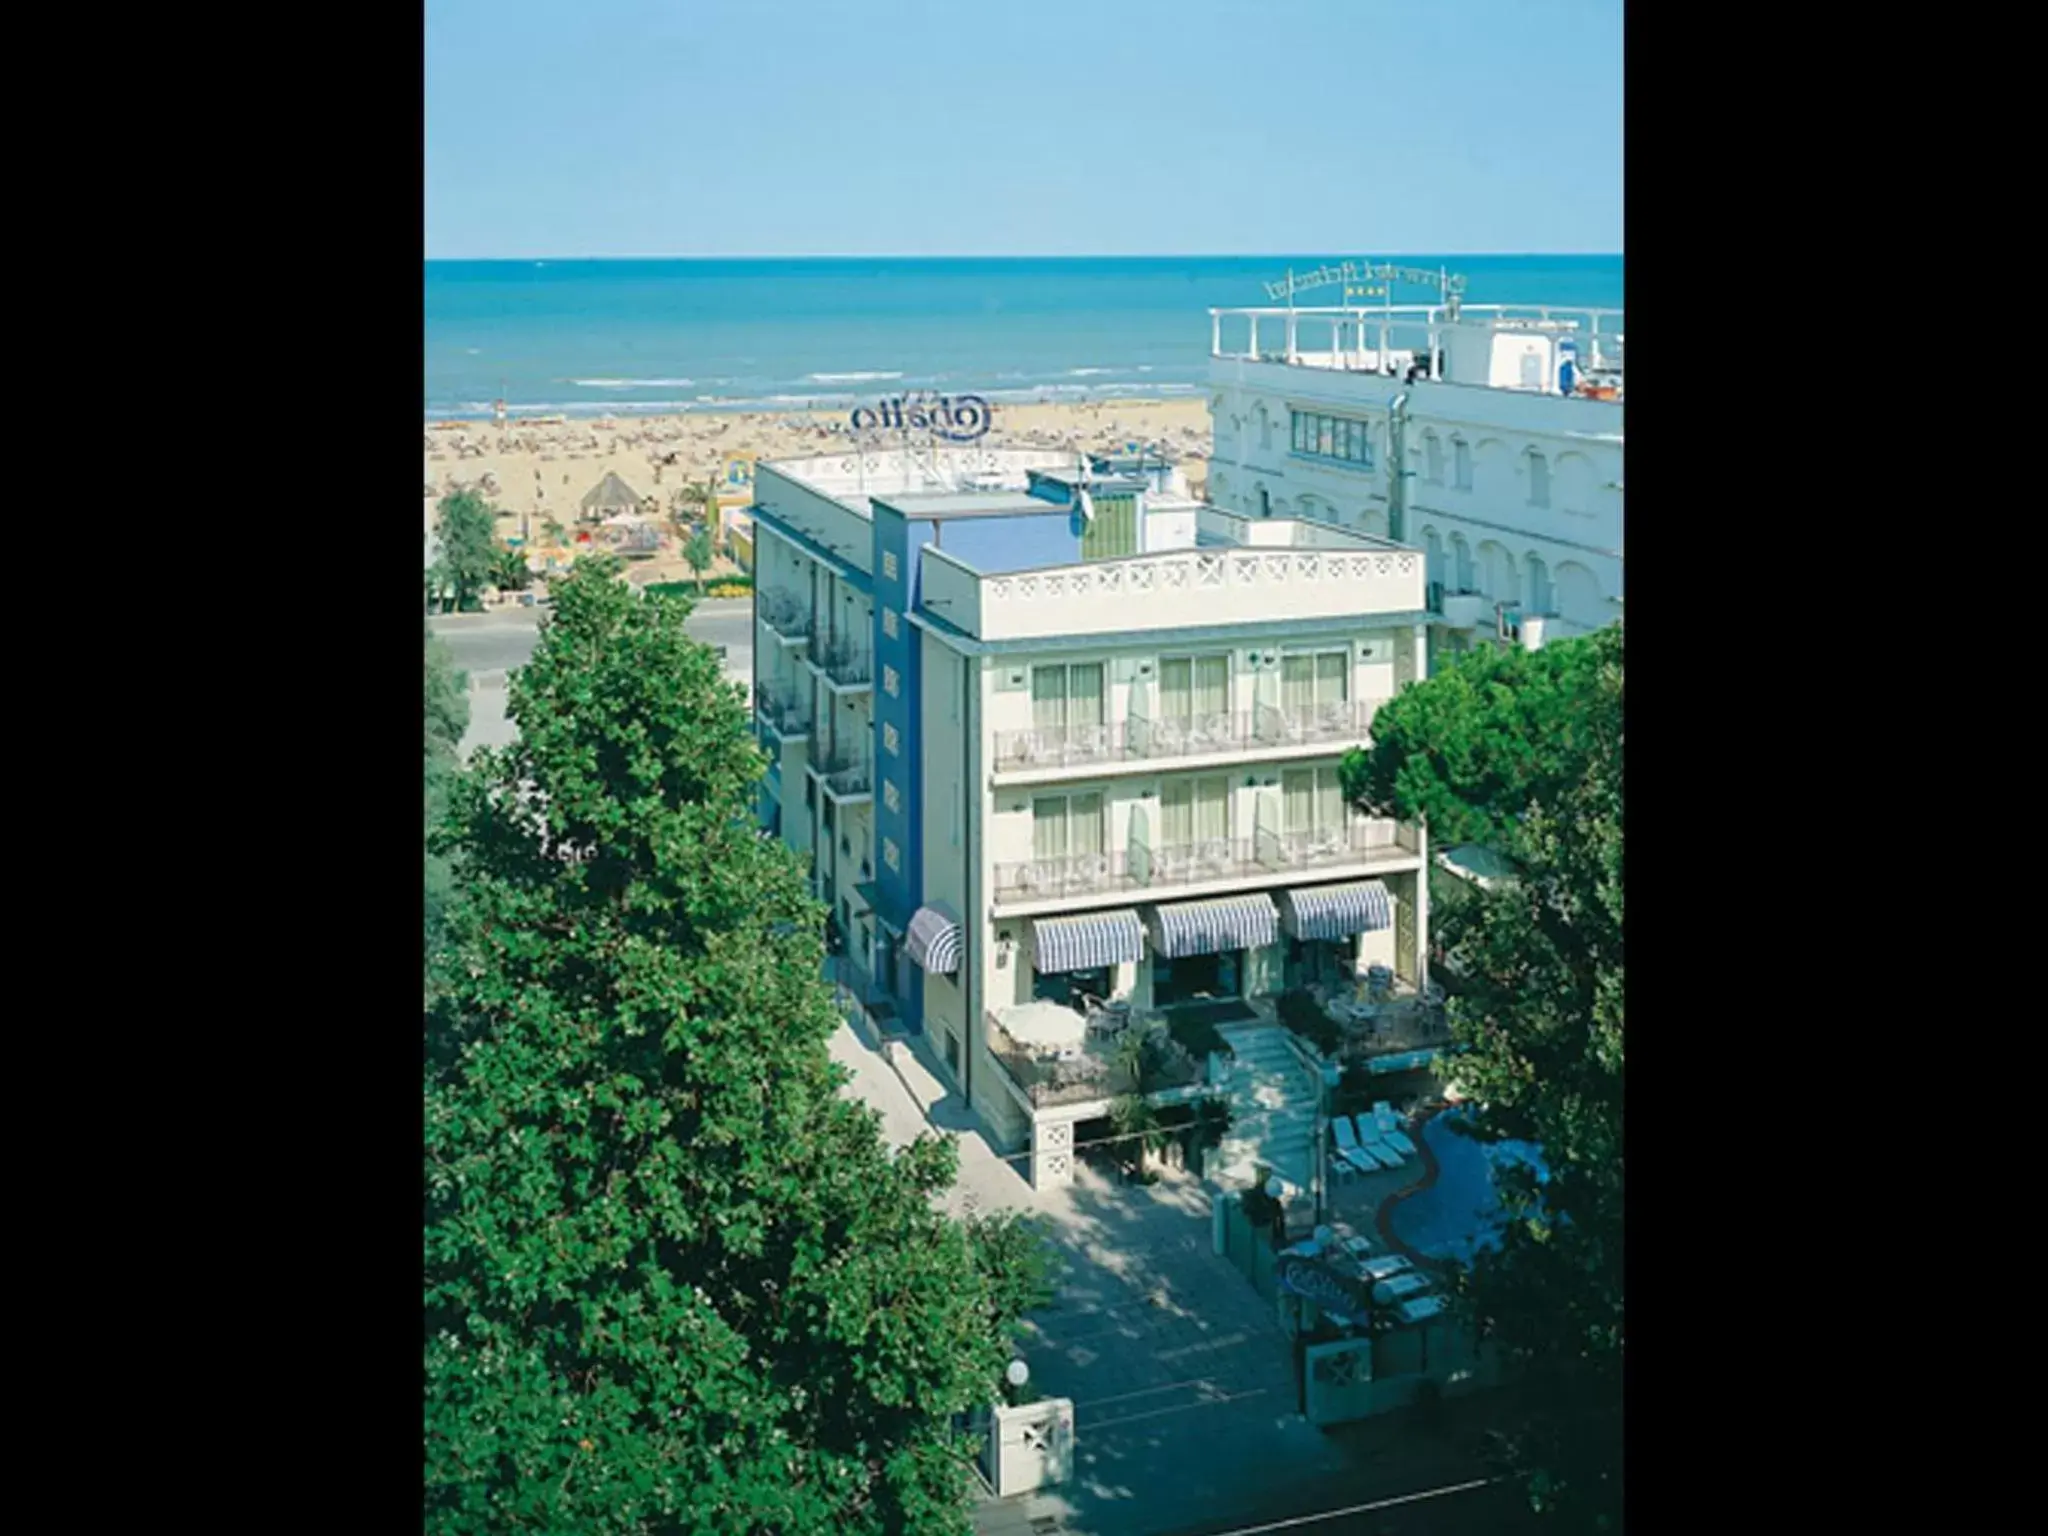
[1147,893,1279,958]
[906,903,963,974]
[1032,909,1144,974]
[1278,880,1393,942]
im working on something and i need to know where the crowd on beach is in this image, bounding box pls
[424,398,1214,516]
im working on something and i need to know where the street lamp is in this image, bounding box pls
[1005,1360,1030,1390]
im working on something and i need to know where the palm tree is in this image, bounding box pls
[683,527,714,594]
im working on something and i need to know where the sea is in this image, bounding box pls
[424,255,1623,423]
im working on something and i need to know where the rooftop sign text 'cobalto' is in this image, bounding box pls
[849,392,992,443]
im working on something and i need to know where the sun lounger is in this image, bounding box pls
[1348,1115,1404,1166]
[1328,1116,1383,1175]
[1371,1272,1431,1304]
[1357,1254,1413,1281]
[1393,1294,1448,1325]
[1371,1102,1418,1158]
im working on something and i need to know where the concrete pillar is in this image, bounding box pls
[1286,312,1299,363]
[1030,1117,1075,1191]
[1212,312,1222,356]
[1212,1190,1228,1256]
[1248,314,1259,358]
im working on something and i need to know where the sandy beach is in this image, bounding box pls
[425,397,1212,583]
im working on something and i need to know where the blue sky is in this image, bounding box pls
[425,0,1621,259]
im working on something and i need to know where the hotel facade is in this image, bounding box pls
[1203,299,1623,664]
[750,442,1434,1191]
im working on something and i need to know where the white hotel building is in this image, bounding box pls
[749,444,1437,1192]
[1204,300,1623,662]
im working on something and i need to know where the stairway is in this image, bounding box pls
[1210,1022,1323,1197]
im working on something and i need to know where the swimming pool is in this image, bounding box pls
[1384,1107,1548,1264]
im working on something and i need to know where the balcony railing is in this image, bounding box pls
[1250,698,1377,749]
[1253,819,1419,871]
[992,818,1418,907]
[985,1011,1133,1107]
[809,637,873,688]
[758,589,812,641]
[754,684,811,741]
[1127,708,1251,762]
[991,720,1126,772]
[814,751,874,801]
[993,700,1384,777]
[984,1008,1213,1108]
[991,849,1134,904]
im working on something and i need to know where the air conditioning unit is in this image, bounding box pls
[1496,604,1522,643]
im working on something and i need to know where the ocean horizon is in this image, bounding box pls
[424,254,1623,422]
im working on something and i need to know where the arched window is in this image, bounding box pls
[1449,534,1474,593]
[1255,404,1273,452]
[1451,436,1472,491]
[1423,530,1444,590]
[1422,430,1443,485]
[1526,450,1550,508]
[1527,555,1552,614]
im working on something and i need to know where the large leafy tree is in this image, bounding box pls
[424,556,1050,1534]
[1342,626,1622,1531]
[423,624,469,969]
[433,489,499,613]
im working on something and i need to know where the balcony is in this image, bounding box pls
[754,684,811,744]
[991,818,1419,909]
[758,589,813,643]
[1439,591,1491,630]
[984,1008,1209,1110]
[990,700,1385,784]
[807,636,873,691]
[809,749,874,805]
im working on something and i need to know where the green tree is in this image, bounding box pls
[423,625,469,982]
[432,489,498,613]
[423,556,1052,1534]
[1340,627,1623,1531]
[683,526,714,593]
[492,542,534,593]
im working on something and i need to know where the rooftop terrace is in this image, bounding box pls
[1211,303,1624,400]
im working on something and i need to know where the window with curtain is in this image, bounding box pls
[1194,776,1229,844]
[1161,777,1229,849]
[1282,651,1346,714]
[1159,654,1229,723]
[1033,792,1103,863]
[1282,654,1314,712]
[1032,663,1104,734]
[1282,765,1345,834]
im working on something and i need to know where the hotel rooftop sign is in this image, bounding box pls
[1264,261,1467,305]
[849,391,992,443]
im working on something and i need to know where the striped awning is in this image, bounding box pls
[1032,909,1145,975]
[1279,880,1393,942]
[906,903,963,975]
[1147,893,1280,958]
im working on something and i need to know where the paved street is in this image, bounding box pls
[428,597,753,759]
[822,1027,1517,1536]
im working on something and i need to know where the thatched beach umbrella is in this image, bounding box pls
[579,470,643,525]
